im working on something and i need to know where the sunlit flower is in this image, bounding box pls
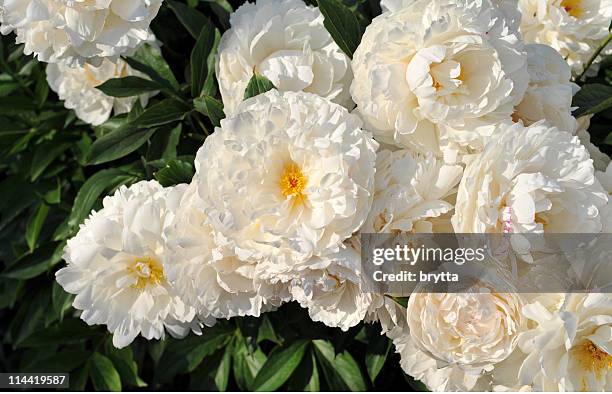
[363,148,462,233]
[0,0,161,65]
[216,0,352,115]
[452,121,607,233]
[351,0,528,158]
[164,184,283,322]
[55,181,200,348]
[518,0,612,73]
[513,44,579,132]
[195,90,377,268]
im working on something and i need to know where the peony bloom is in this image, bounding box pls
[351,0,528,158]
[215,0,352,115]
[388,326,486,391]
[257,235,375,331]
[514,44,579,133]
[363,148,462,233]
[452,121,608,233]
[407,289,525,368]
[516,293,612,391]
[517,0,612,74]
[56,181,201,348]
[164,184,283,322]
[0,0,161,66]
[195,90,377,268]
[46,59,151,126]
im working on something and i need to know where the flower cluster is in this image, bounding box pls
[2,0,609,390]
[0,0,160,124]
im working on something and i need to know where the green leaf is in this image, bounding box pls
[2,242,63,280]
[147,124,182,161]
[232,335,268,391]
[156,326,232,383]
[317,0,362,58]
[66,169,137,232]
[104,341,147,388]
[256,315,282,345]
[52,281,73,321]
[167,0,211,38]
[191,21,220,97]
[22,350,90,373]
[244,73,276,100]
[365,334,391,382]
[194,95,225,127]
[70,365,90,391]
[251,340,308,391]
[126,44,180,91]
[25,203,49,251]
[190,348,232,391]
[154,159,194,186]
[313,339,368,391]
[30,141,71,181]
[288,348,320,391]
[89,352,122,392]
[131,99,191,128]
[19,318,100,348]
[96,76,161,98]
[573,83,612,117]
[89,125,156,165]
[201,0,233,29]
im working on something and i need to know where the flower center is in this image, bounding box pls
[574,340,612,378]
[279,162,307,205]
[561,0,583,18]
[128,257,164,290]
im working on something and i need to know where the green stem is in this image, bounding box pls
[576,32,612,83]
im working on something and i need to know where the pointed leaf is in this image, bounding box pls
[251,340,308,391]
[244,73,276,100]
[89,352,121,392]
[194,95,225,127]
[96,76,161,97]
[317,0,362,58]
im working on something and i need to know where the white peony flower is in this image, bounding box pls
[195,90,377,269]
[388,326,486,391]
[164,184,283,322]
[257,235,375,331]
[452,121,608,233]
[518,0,612,74]
[407,289,525,368]
[351,0,528,158]
[56,181,201,348]
[363,148,462,234]
[215,0,352,115]
[516,293,612,391]
[0,0,161,66]
[514,44,579,133]
[46,59,151,126]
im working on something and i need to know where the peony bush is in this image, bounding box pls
[0,0,611,391]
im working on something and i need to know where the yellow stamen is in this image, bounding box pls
[279,162,307,206]
[574,340,612,379]
[128,257,164,291]
[561,0,583,18]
